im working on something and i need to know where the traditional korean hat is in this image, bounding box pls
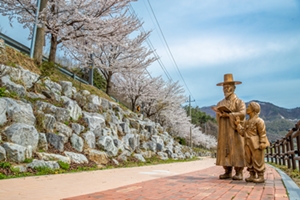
[216,73,242,86]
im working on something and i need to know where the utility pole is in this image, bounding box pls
[188,95,195,148]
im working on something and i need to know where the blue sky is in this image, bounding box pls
[1,0,300,108]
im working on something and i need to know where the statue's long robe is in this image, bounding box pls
[216,94,246,167]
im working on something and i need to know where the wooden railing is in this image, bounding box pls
[266,120,300,170]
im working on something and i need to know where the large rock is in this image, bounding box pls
[43,114,56,132]
[0,146,6,161]
[26,92,46,100]
[84,95,102,112]
[157,152,168,160]
[82,111,105,131]
[2,142,26,163]
[71,123,85,135]
[64,151,88,164]
[55,122,73,138]
[87,149,108,165]
[35,101,70,122]
[97,136,118,157]
[119,122,130,135]
[74,90,87,108]
[0,98,7,125]
[60,81,74,98]
[0,65,39,89]
[36,152,71,164]
[4,123,39,150]
[141,141,156,152]
[4,98,36,126]
[122,133,140,152]
[151,135,165,152]
[61,96,82,120]
[1,75,26,97]
[38,133,48,151]
[27,159,60,170]
[70,134,84,152]
[133,154,146,162]
[101,98,111,111]
[43,78,62,95]
[46,133,64,152]
[82,131,96,149]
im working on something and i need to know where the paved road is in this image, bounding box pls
[0,158,294,200]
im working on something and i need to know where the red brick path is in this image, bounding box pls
[63,165,288,200]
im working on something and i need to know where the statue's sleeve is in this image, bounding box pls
[257,118,268,144]
[231,99,246,120]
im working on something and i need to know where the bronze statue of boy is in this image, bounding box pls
[236,101,270,183]
[213,74,246,180]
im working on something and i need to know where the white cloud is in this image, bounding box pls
[155,34,300,68]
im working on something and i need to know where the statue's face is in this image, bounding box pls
[246,105,253,115]
[223,84,235,98]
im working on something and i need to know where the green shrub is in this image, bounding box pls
[0,161,11,169]
[57,161,70,170]
[23,158,33,163]
[0,87,6,97]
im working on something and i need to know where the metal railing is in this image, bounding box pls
[0,32,89,85]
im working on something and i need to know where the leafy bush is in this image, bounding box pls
[176,137,186,145]
[0,87,6,97]
[57,161,70,170]
[23,158,33,163]
[0,161,11,169]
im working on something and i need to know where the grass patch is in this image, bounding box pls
[0,155,203,180]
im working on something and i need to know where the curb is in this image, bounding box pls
[268,164,300,200]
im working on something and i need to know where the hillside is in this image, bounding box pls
[200,100,300,142]
[0,45,200,178]
[201,100,300,121]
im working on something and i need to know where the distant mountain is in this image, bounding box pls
[200,100,300,142]
[200,100,300,121]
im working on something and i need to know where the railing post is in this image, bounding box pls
[274,141,278,165]
[290,135,296,170]
[266,147,269,162]
[270,143,274,163]
[277,141,282,165]
[286,137,291,169]
[296,135,300,172]
[281,139,286,166]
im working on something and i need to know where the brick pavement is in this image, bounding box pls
[64,165,288,200]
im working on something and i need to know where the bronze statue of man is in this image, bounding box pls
[212,74,246,180]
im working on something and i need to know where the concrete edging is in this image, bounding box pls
[268,164,300,200]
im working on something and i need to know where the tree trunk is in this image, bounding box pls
[33,0,48,65]
[106,71,113,95]
[48,34,58,63]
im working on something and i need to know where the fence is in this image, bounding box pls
[266,120,300,171]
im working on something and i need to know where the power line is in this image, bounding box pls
[128,4,173,81]
[146,0,197,103]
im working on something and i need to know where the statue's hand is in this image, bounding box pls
[259,143,267,150]
[221,112,230,117]
[235,116,240,125]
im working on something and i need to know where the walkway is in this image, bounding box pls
[63,164,288,200]
[0,158,296,200]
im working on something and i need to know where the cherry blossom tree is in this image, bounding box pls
[0,0,140,63]
[112,69,159,111]
[143,79,186,120]
[66,31,156,96]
